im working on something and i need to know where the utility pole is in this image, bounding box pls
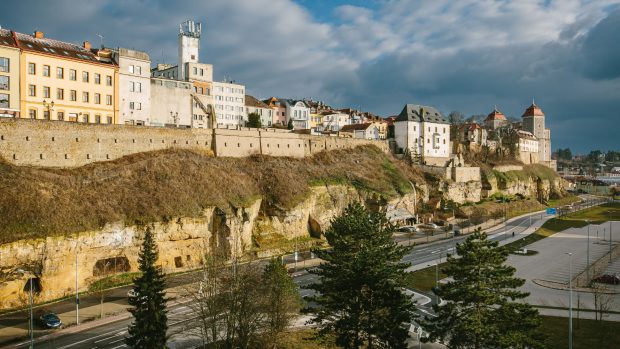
[75,243,79,325]
[566,252,573,349]
[586,220,590,282]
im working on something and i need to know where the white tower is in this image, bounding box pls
[178,20,201,81]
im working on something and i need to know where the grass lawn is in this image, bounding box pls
[547,195,581,208]
[200,328,338,349]
[504,202,620,253]
[404,264,448,293]
[541,315,620,349]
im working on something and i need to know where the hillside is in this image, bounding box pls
[0,145,424,243]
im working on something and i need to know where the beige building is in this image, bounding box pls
[15,31,118,123]
[245,95,273,127]
[150,77,192,128]
[0,29,20,118]
[113,48,151,126]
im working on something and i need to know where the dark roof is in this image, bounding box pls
[0,29,17,47]
[13,30,114,66]
[245,95,270,109]
[340,123,374,132]
[396,104,448,124]
[279,98,308,108]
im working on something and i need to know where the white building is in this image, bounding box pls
[213,81,245,127]
[150,77,192,128]
[245,95,273,127]
[394,104,451,166]
[320,111,350,132]
[281,99,310,129]
[113,48,151,126]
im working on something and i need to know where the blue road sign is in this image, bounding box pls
[546,208,556,215]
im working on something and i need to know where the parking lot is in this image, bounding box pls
[507,221,620,315]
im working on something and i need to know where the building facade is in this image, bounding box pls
[394,104,451,166]
[212,81,245,127]
[16,31,118,124]
[245,95,273,127]
[113,48,150,126]
[264,97,286,126]
[522,102,554,169]
[282,99,310,129]
[484,107,508,130]
[0,29,20,118]
[150,77,192,127]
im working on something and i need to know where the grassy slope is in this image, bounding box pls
[0,146,424,243]
[541,316,620,349]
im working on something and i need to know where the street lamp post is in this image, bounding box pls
[565,252,573,349]
[17,269,34,349]
[75,243,79,325]
[609,211,613,263]
[586,220,590,282]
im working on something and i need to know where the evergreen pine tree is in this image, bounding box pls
[287,119,294,130]
[126,227,168,349]
[309,202,416,349]
[423,229,545,349]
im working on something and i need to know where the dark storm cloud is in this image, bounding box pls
[0,0,619,152]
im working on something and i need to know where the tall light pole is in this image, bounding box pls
[75,242,79,325]
[586,220,590,282]
[565,252,573,349]
[17,269,34,348]
[609,211,613,263]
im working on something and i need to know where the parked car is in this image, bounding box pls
[38,312,62,329]
[397,226,418,233]
[127,289,137,298]
[420,223,439,230]
[453,229,461,236]
[593,274,620,285]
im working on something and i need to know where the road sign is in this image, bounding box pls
[546,208,556,215]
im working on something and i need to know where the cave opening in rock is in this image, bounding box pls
[93,256,130,277]
[308,215,322,239]
[23,277,42,294]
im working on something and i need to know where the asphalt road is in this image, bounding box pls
[1,195,608,348]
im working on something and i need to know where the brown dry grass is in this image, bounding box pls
[0,145,424,243]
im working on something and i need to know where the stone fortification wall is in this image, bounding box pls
[452,166,481,182]
[0,119,388,167]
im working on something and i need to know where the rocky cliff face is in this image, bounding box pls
[0,185,417,309]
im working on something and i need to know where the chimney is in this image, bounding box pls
[34,31,44,39]
[83,41,91,50]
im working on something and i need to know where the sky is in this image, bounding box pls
[1,0,619,153]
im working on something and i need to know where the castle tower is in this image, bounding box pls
[522,101,551,164]
[178,20,201,81]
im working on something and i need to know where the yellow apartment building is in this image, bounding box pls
[0,29,20,117]
[15,31,118,123]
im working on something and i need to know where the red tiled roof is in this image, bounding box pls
[245,95,270,109]
[485,107,507,121]
[522,102,545,117]
[13,30,115,66]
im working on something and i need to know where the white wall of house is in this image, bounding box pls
[395,121,450,158]
[150,77,192,127]
[322,113,350,131]
[246,106,273,127]
[213,81,245,127]
[116,48,151,126]
[286,101,310,129]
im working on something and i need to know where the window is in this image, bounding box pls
[106,75,112,86]
[107,116,112,124]
[57,111,64,121]
[28,63,36,75]
[42,65,50,77]
[131,82,141,92]
[29,109,37,119]
[95,115,101,123]
[43,110,50,119]
[192,67,197,75]
[0,57,9,72]
[94,93,101,104]
[82,91,89,102]
[57,88,64,100]
[82,71,89,82]
[106,95,112,105]
[0,76,8,90]
[82,114,89,123]
[28,84,36,97]
[129,65,135,74]
[200,68,204,76]
[0,93,8,108]
[135,66,141,75]
[129,102,134,110]
[43,86,50,98]
[69,69,76,81]
[70,90,77,101]
[94,73,101,84]
[57,67,64,79]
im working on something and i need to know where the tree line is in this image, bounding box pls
[125,203,546,348]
